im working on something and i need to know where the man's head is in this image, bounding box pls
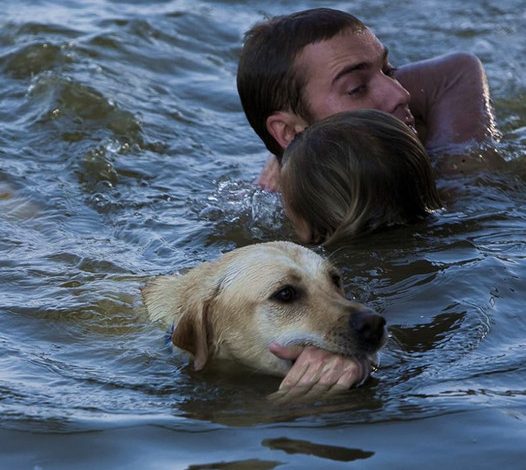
[237,8,414,159]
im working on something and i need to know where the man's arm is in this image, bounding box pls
[396,52,500,152]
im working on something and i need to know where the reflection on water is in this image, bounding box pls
[262,437,374,462]
[1,0,526,468]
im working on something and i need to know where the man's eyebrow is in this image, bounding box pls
[331,47,389,86]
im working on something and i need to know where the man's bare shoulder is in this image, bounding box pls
[395,53,498,153]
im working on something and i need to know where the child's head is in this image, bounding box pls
[280,110,442,245]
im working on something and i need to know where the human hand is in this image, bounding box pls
[268,343,371,403]
[256,154,281,192]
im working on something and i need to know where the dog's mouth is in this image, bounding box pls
[270,314,388,365]
[277,338,384,362]
[273,321,388,370]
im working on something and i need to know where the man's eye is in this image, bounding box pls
[271,285,299,303]
[347,84,366,96]
[383,65,398,77]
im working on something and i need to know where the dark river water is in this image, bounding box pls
[1,0,525,468]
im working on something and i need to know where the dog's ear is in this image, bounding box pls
[142,270,217,371]
[171,298,212,371]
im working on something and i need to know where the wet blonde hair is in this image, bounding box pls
[281,110,442,245]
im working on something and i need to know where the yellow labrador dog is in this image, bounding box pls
[142,241,386,376]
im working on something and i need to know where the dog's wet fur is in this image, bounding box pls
[142,241,386,376]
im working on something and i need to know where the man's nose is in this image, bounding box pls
[375,74,411,116]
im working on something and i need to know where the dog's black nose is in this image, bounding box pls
[349,310,386,346]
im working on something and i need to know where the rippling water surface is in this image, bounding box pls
[1,0,525,468]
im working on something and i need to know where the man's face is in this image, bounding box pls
[294,28,415,131]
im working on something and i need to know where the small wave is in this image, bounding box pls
[28,72,142,140]
[197,178,289,244]
[1,41,73,79]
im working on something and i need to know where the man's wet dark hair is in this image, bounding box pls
[237,8,366,158]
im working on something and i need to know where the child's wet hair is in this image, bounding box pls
[280,109,443,245]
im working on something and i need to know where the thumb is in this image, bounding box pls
[269,342,304,360]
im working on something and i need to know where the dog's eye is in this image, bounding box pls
[272,285,299,303]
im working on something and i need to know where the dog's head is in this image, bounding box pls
[142,241,387,376]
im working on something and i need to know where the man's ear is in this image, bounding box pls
[266,111,308,150]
